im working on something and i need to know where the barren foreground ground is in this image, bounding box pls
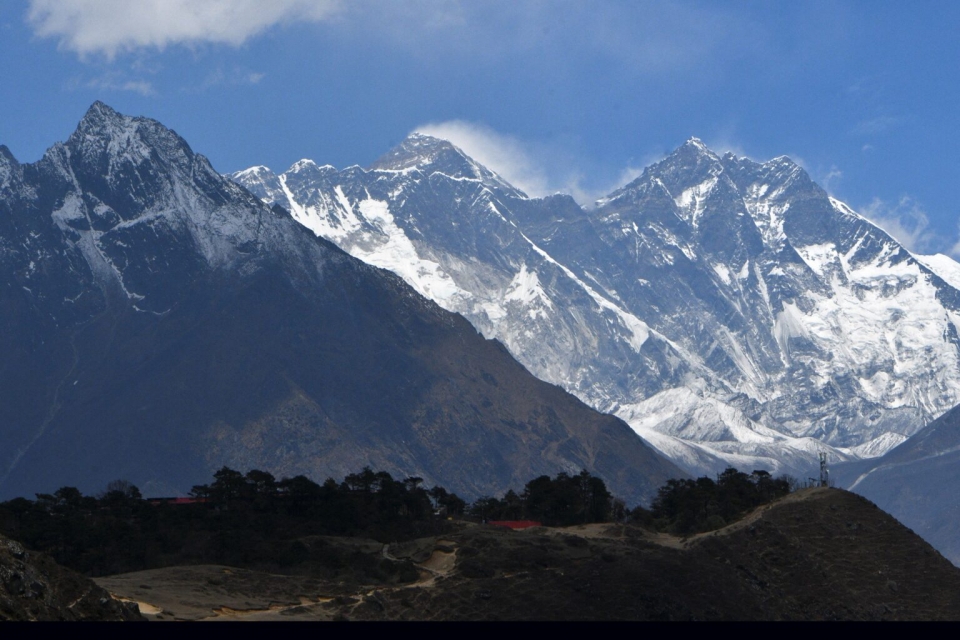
[95,488,960,621]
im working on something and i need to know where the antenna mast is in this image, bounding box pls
[818,451,830,487]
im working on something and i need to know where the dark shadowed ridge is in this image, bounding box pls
[834,403,960,565]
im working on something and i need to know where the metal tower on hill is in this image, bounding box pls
[818,452,830,488]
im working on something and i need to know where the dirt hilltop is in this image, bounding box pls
[0,533,142,621]
[93,488,960,621]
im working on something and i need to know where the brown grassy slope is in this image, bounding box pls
[354,487,960,620]
[94,488,960,621]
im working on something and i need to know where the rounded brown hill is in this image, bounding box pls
[353,488,960,620]
[95,488,960,620]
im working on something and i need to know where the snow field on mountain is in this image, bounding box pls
[916,253,960,291]
[278,175,472,311]
[233,134,960,479]
[792,240,960,418]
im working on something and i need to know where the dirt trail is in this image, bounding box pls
[413,541,458,588]
[97,536,464,621]
[634,487,833,550]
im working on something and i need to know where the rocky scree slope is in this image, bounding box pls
[1,533,142,621]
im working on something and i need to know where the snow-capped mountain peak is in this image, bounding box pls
[73,100,124,132]
[233,136,960,480]
[287,158,338,175]
[684,136,710,149]
[233,165,274,180]
[28,104,322,314]
[370,132,526,197]
[372,132,468,170]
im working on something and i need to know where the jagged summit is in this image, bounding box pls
[286,158,337,178]
[290,158,317,169]
[671,136,721,160]
[77,100,123,126]
[61,101,206,194]
[69,100,148,150]
[47,102,277,244]
[232,165,275,181]
[0,145,16,164]
[603,138,809,209]
[602,137,724,205]
[16,102,317,314]
[59,101,127,147]
[370,132,525,197]
[681,136,712,153]
[370,132,469,172]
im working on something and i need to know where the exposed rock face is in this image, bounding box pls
[0,533,142,621]
[0,103,682,504]
[235,135,960,478]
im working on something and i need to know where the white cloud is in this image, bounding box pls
[819,166,843,194]
[851,115,899,136]
[201,66,267,89]
[414,120,648,206]
[27,0,803,94]
[68,73,157,96]
[611,164,646,190]
[860,196,938,254]
[27,0,340,58]
[119,80,156,96]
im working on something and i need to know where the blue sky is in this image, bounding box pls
[1,0,958,254]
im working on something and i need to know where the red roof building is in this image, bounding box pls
[488,520,542,530]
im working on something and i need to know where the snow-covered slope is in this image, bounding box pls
[914,253,960,291]
[233,135,960,478]
[236,135,702,421]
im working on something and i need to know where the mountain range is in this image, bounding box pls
[0,102,681,503]
[234,133,960,481]
[5,102,960,565]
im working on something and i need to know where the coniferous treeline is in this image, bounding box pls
[0,467,466,577]
[633,468,792,534]
[469,470,623,526]
[0,466,792,578]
